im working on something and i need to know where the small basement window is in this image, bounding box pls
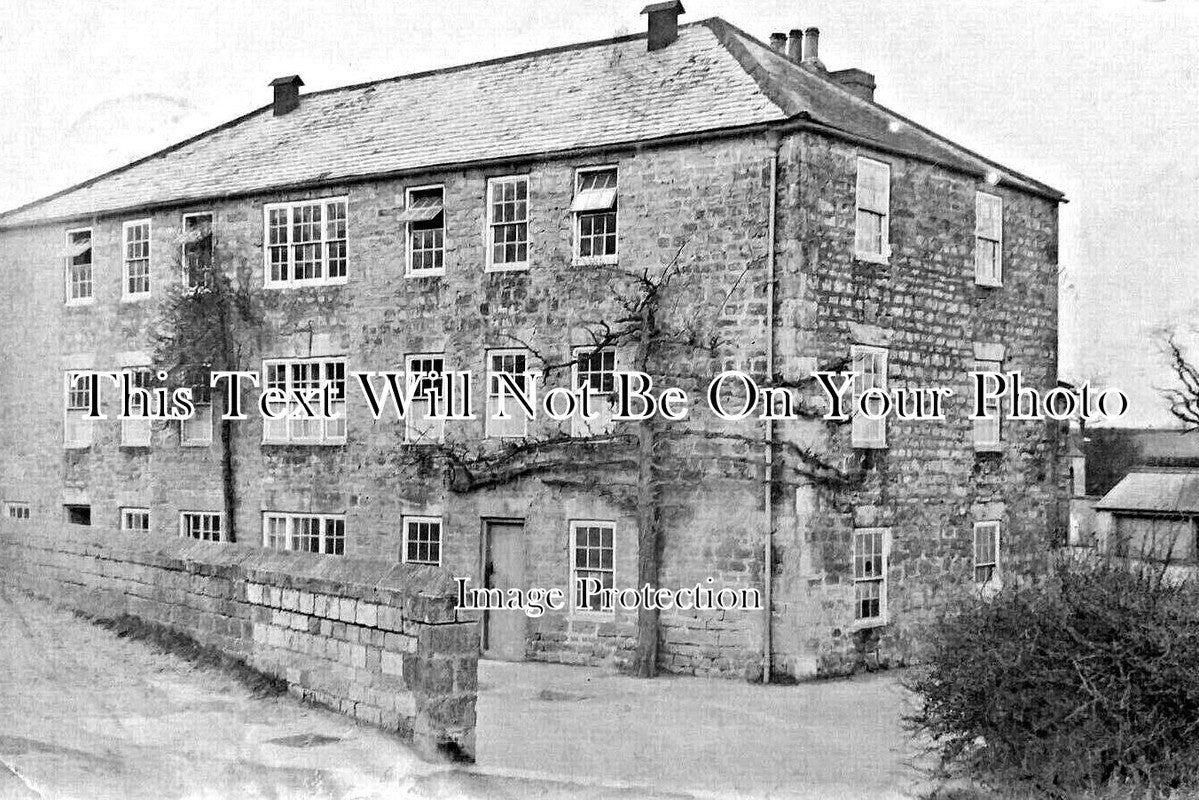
[65,504,92,526]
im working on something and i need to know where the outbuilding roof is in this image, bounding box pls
[0,17,1063,229]
[1096,470,1199,516]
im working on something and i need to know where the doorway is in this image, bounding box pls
[482,519,526,661]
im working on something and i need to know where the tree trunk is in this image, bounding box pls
[220,415,238,543]
[632,299,663,678]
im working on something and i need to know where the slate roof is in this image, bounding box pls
[0,17,1063,228]
[1097,470,1199,515]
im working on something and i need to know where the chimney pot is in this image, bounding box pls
[641,0,686,51]
[769,32,787,53]
[802,27,821,64]
[269,75,304,116]
[786,29,803,61]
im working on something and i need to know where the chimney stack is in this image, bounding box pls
[802,28,823,67]
[830,68,876,101]
[769,32,787,53]
[641,1,686,51]
[786,29,803,61]
[269,75,304,116]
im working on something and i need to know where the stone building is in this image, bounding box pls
[0,5,1065,680]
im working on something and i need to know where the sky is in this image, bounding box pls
[2,0,1196,428]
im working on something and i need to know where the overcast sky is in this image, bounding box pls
[2,0,1196,428]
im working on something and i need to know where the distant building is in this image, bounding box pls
[0,5,1065,679]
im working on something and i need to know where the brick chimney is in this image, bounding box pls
[786,29,803,61]
[801,28,825,70]
[769,32,787,53]
[641,0,685,51]
[830,68,877,101]
[269,75,304,116]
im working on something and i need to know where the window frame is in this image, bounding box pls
[973,521,1001,585]
[404,184,446,277]
[853,527,891,627]
[973,357,1003,452]
[854,156,891,263]
[120,507,150,533]
[974,192,1003,287]
[120,366,153,448]
[486,348,533,439]
[850,344,889,449]
[485,175,530,272]
[262,511,346,556]
[569,519,616,618]
[401,515,443,566]
[3,501,31,520]
[572,165,619,265]
[122,218,153,300]
[181,211,215,290]
[260,356,347,446]
[570,346,618,438]
[64,226,94,306]
[63,370,94,449]
[404,353,447,444]
[179,511,222,542]
[261,196,349,289]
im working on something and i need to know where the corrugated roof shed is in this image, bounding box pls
[1096,470,1199,515]
[0,17,1063,229]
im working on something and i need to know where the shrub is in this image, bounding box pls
[905,555,1199,798]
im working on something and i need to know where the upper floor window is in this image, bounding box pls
[855,157,890,262]
[402,186,445,276]
[973,357,1003,452]
[264,197,348,288]
[572,346,617,437]
[263,512,345,555]
[180,511,222,542]
[402,515,443,566]
[487,349,531,439]
[572,167,618,263]
[850,345,888,449]
[262,357,347,445]
[486,176,529,271]
[853,527,890,624]
[973,521,1000,584]
[120,367,153,448]
[123,220,152,298]
[181,366,213,447]
[64,371,93,448]
[182,213,214,290]
[975,192,1003,287]
[65,228,93,304]
[406,354,446,444]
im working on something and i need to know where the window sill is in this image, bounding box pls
[851,617,888,631]
[261,440,347,447]
[484,263,530,274]
[181,440,213,448]
[852,443,889,451]
[571,255,618,268]
[120,294,152,304]
[974,445,1003,455]
[65,298,95,308]
[974,278,1003,289]
[62,443,92,450]
[569,609,616,623]
[263,278,349,291]
[405,269,445,279]
[854,251,891,266]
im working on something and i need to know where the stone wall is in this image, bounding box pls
[0,520,478,760]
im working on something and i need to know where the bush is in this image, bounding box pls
[905,555,1199,798]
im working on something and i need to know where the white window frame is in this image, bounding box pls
[973,358,1003,452]
[401,515,443,566]
[569,520,616,618]
[120,366,153,448]
[571,346,618,438]
[404,184,446,277]
[120,507,150,533]
[572,165,618,265]
[405,353,447,444]
[179,511,222,542]
[181,211,215,290]
[64,371,94,449]
[973,521,1001,586]
[4,501,31,521]
[262,196,349,288]
[262,512,346,556]
[65,227,94,306]
[180,365,214,447]
[855,157,891,263]
[974,192,1003,287]
[850,345,888,449]
[261,357,347,445]
[122,219,152,300]
[486,348,534,439]
[485,175,530,272]
[853,527,890,627]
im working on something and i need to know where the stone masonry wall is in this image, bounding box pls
[0,519,478,760]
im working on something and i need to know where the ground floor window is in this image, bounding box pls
[571,521,614,613]
[4,501,30,520]
[402,515,442,565]
[180,511,221,542]
[121,507,150,533]
[854,527,890,624]
[973,521,1001,584]
[65,504,91,526]
[262,512,345,555]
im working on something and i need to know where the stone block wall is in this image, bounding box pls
[0,520,478,760]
